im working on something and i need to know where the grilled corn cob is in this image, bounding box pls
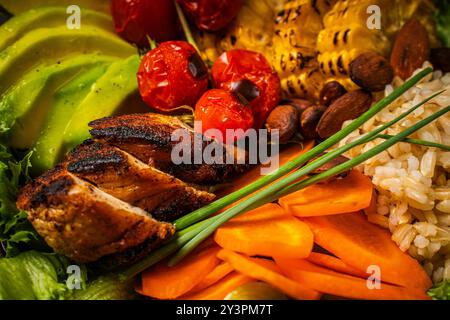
[272,0,336,99]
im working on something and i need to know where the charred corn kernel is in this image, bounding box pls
[272,0,335,99]
[220,0,275,57]
[281,68,325,98]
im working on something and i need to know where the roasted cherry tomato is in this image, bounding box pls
[195,89,254,143]
[138,41,209,112]
[177,0,243,32]
[212,49,281,129]
[111,0,180,47]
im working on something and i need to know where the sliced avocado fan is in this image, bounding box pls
[0,54,118,149]
[63,55,141,154]
[0,6,115,51]
[0,25,136,94]
[30,60,114,174]
[0,0,111,15]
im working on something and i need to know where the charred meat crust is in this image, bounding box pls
[64,140,215,221]
[17,168,175,263]
[89,113,247,185]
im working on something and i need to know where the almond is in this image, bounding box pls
[317,90,372,138]
[300,105,328,139]
[350,52,393,92]
[265,104,299,143]
[320,81,347,106]
[390,18,430,80]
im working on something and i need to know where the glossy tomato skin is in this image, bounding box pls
[138,41,209,112]
[111,0,180,47]
[195,89,254,143]
[212,49,281,129]
[177,0,243,32]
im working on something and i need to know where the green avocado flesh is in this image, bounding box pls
[0,0,111,15]
[0,7,115,51]
[30,61,114,175]
[63,55,141,154]
[0,54,117,149]
[0,26,135,94]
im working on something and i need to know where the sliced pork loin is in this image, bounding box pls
[89,113,247,185]
[64,140,215,221]
[16,166,175,263]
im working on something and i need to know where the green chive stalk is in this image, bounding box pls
[376,134,450,151]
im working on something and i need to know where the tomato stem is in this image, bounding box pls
[174,1,200,52]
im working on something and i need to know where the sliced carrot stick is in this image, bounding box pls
[190,262,234,293]
[214,203,313,259]
[217,249,320,300]
[302,213,432,290]
[218,141,315,197]
[275,258,430,300]
[279,170,374,217]
[141,247,220,299]
[180,272,253,300]
[307,252,369,278]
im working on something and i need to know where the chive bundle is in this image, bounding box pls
[121,67,449,279]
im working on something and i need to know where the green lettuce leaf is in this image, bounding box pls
[68,275,137,300]
[0,145,41,257]
[428,280,450,300]
[0,250,68,300]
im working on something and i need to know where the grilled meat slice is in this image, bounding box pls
[89,113,247,185]
[65,140,215,221]
[16,166,175,263]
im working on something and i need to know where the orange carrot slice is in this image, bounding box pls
[141,247,220,299]
[279,170,373,217]
[218,141,315,197]
[276,258,430,300]
[180,272,253,300]
[302,213,432,290]
[190,262,235,293]
[214,203,313,259]
[217,249,320,300]
[307,252,369,278]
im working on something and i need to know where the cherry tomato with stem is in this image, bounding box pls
[111,0,181,47]
[137,41,209,112]
[212,49,281,129]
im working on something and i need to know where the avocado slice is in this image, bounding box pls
[0,26,136,94]
[63,55,142,153]
[31,62,113,174]
[0,54,118,148]
[0,7,115,51]
[0,0,110,15]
